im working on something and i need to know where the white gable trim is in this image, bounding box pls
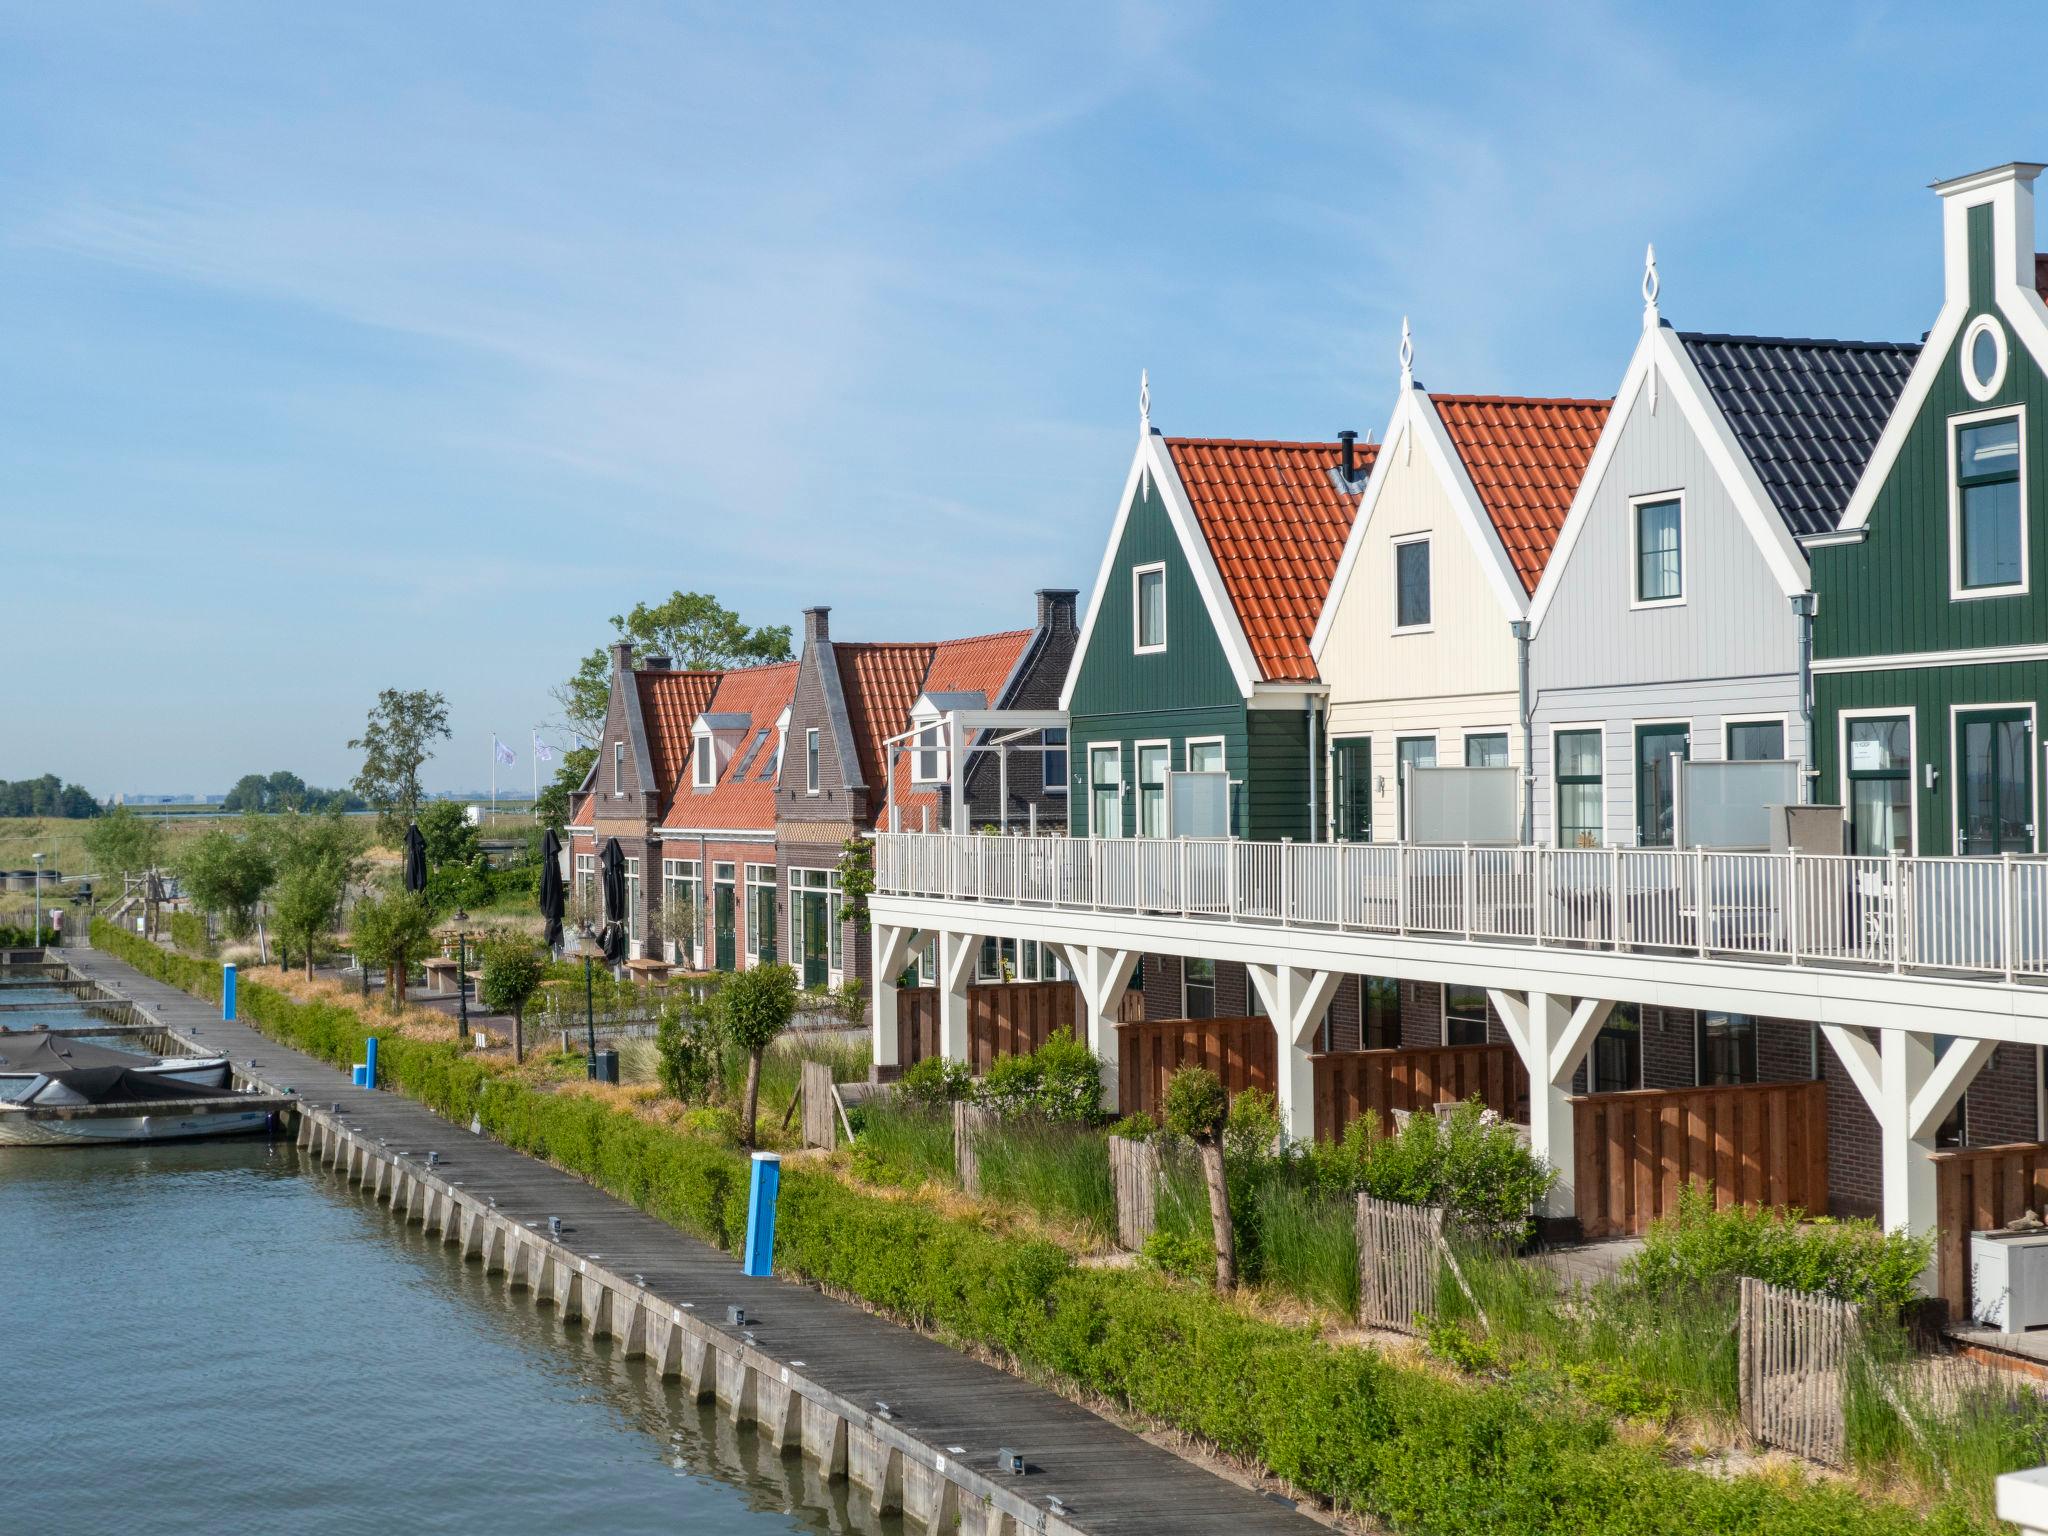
[1311,387,1413,660]
[1058,432,1262,707]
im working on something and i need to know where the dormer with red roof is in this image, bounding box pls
[1310,323,1607,846]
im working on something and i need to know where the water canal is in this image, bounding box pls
[1,1132,906,1535]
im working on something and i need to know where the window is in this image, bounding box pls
[912,721,943,783]
[1187,739,1226,774]
[1726,720,1785,761]
[1136,743,1170,837]
[574,852,597,904]
[1634,497,1683,604]
[977,935,1002,982]
[1089,745,1122,837]
[1361,976,1398,1051]
[624,856,642,946]
[1963,315,2009,401]
[1464,733,1509,768]
[1555,729,1602,849]
[1697,1012,1758,1086]
[1955,415,2023,593]
[1394,538,1431,629]
[744,864,777,966]
[1591,1003,1641,1094]
[1332,738,1371,842]
[1183,958,1216,1020]
[788,866,842,987]
[1635,723,1689,848]
[1396,736,1435,837]
[692,735,715,788]
[613,740,626,796]
[805,728,820,794]
[1845,715,1912,856]
[662,858,699,966]
[1133,563,1167,652]
[1042,727,1068,794]
[1444,984,1489,1046]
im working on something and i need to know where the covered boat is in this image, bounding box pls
[0,1031,230,1101]
[0,1064,274,1145]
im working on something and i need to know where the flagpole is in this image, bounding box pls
[491,737,498,820]
[532,725,539,805]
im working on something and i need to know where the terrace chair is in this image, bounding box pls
[1856,869,1895,961]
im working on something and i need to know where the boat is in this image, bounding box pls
[0,1031,230,1102]
[0,1066,275,1146]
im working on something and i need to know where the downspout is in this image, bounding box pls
[1792,593,1817,804]
[1306,696,1321,842]
[1511,619,1534,844]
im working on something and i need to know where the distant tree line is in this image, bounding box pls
[0,775,102,818]
[222,771,365,814]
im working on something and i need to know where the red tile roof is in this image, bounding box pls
[1429,396,1610,593]
[659,661,799,832]
[888,629,1036,824]
[636,669,720,817]
[835,642,935,809]
[1164,438,1375,682]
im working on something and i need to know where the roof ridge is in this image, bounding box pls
[1429,393,1614,408]
[1163,435,1373,450]
[1677,330,1922,352]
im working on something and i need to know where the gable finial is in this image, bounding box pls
[1642,242,1660,329]
[1139,368,1151,435]
[1398,316,1414,385]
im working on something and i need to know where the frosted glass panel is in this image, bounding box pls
[1167,771,1229,838]
[1677,759,1799,849]
[1404,766,1518,845]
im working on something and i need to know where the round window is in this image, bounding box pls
[1963,315,2008,401]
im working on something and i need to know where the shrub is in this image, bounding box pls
[654,999,717,1102]
[478,931,548,1060]
[972,1030,1105,1121]
[1108,1110,1156,1140]
[900,1055,972,1105]
[1163,1066,1235,1289]
[1627,1184,1932,1313]
[168,910,215,957]
[1307,1101,1554,1245]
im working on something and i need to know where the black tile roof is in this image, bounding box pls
[1679,331,1920,539]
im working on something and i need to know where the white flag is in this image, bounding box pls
[494,736,516,766]
[532,732,554,764]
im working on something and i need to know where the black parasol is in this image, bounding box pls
[539,828,565,951]
[598,836,627,963]
[402,821,428,894]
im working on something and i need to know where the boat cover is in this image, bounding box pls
[0,1032,143,1073]
[28,1067,232,1106]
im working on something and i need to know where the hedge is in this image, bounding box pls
[93,920,1985,1535]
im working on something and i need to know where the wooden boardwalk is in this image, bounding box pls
[64,946,1323,1535]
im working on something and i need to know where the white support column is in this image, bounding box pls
[936,930,978,1065]
[1069,944,1139,1111]
[1247,964,1342,1144]
[869,923,913,1074]
[1490,989,1613,1219]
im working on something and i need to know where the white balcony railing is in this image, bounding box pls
[873,832,2048,984]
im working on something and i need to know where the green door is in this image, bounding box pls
[1634,724,1690,847]
[714,882,736,971]
[1332,738,1371,841]
[1957,708,2034,854]
[801,890,829,988]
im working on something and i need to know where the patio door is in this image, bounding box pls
[713,870,736,971]
[801,888,830,988]
[1332,737,1371,842]
[1956,708,2034,854]
[1634,723,1690,847]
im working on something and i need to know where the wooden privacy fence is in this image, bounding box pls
[952,1100,996,1195]
[1739,1276,1857,1467]
[1117,1016,1275,1120]
[897,981,1142,1072]
[1572,1078,1828,1240]
[1313,1043,1527,1143]
[1356,1196,1445,1333]
[800,1059,839,1150]
[1108,1134,1159,1250]
[1931,1140,2048,1315]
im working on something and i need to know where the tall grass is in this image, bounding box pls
[853,1097,955,1184]
[1247,1178,1360,1315]
[716,1030,871,1119]
[977,1120,1114,1241]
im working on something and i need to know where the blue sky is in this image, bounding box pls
[5,3,2045,795]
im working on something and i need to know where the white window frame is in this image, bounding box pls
[1441,982,1490,1046]
[1088,742,1123,838]
[1720,713,1790,762]
[1962,313,2010,403]
[911,718,946,784]
[1947,699,2039,854]
[692,732,715,788]
[613,739,627,796]
[1133,738,1172,839]
[1628,489,1687,610]
[1184,736,1227,773]
[1393,733,1437,838]
[1948,403,2028,602]
[662,857,700,966]
[786,866,844,986]
[1041,727,1068,796]
[1460,728,1512,769]
[1836,705,1919,856]
[1391,534,1433,634]
[805,727,820,794]
[742,862,776,968]
[1550,721,1607,849]
[1627,715,1693,848]
[1131,562,1168,654]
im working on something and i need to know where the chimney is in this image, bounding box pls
[1036,588,1079,632]
[610,640,635,675]
[1932,161,2044,309]
[641,655,672,671]
[1338,430,1358,482]
[803,606,831,645]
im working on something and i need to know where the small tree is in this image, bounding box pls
[478,931,547,1062]
[835,836,874,931]
[262,811,367,974]
[176,826,275,941]
[1163,1066,1235,1291]
[718,962,798,1146]
[654,998,717,1101]
[348,688,451,842]
[350,888,438,1011]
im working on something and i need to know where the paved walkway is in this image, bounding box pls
[66,945,1324,1535]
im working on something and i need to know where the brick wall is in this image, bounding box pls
[1966,1044,2040,1147]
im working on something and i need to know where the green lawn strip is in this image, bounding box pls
[95,921,1988,1535]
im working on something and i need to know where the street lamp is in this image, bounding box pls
[31,853,44,944]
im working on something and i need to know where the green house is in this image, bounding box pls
[1811,162,2048,857]
[1059,404,1371,841]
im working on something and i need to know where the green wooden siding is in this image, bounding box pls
[1813,662,2045,856]
[1812,203,2048,661]
[1069,706,1249,837]
[1245,709,1313,841]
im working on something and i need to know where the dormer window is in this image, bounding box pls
[912,721,945,783]
[1953,411,2025,597]
[1132,563,1167,653]
[692,734,715,788]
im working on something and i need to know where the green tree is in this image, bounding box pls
[417,799,479,868]
[554,591,793,740]
[654,998,717,1102]
[1163,1066,1235,1291]
[478,931,547,1063]
[534,745,596,836]
[717,962,798,1146]
[175,827,275,941]
[348,689,451,840]
[83,804,166,880]
[262,811,367,974]
[349,887,438,1011]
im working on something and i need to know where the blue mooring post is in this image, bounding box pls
[742,1152,781,1278]
[364,1035,379,1090]
[222,962,237,1022]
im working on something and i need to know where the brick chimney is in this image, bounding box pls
[1036,589,1079,632]
[803,606,831,645]
[610,640,634,675]
[640,655,672,671]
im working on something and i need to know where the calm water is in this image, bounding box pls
[0,1140,900,1535]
